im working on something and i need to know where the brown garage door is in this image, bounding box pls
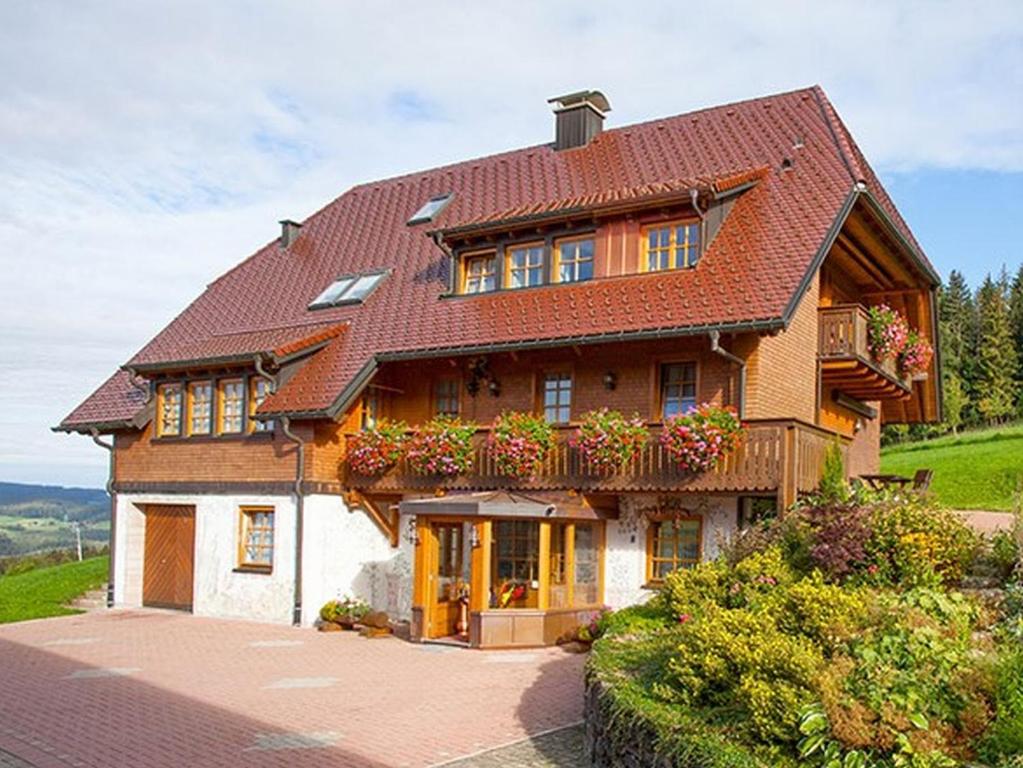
[142,505,195,610]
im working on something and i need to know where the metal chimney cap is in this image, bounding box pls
[547,90,611,115]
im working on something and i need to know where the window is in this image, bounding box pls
[462,252,496,294]
[407,193,452,225]
[573,522,599,606]
[250,378,273,433]
[219,379,245,434]
[434,378,460,418]
[644,222,700,271]
[556,238,594,283]
[506,243,545,289]
[647,518,701,581]
[491,520,539,608]
[543,372,572,424]
[239,507,274,570]
[308,271,386,309]
[360,391,380,430]
[157,383,183,437]
[187,381,212,436]
[435,522,463,602]
[661,362,697,419]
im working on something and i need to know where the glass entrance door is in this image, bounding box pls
[428,522,465,639]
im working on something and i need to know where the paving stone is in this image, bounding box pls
[0,748,36,768]
[64,667,138,679]
[246,732,343,751]
[247,640,304,648]
[483,652,538,664]
[433,725,585,768]
[42,638,100,647]
[263,676,338,689]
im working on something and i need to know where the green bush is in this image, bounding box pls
[597,599,669,637]
[981,648,1023,762]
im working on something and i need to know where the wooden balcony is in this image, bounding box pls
[818,304,912,401]
[342,419,847,505]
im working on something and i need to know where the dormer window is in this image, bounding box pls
[506,243,545,289]
[644,222,700,271]
[407,193,452,225]
[309,271,387,309]
[462,251,496,294]
[555,237,594,283]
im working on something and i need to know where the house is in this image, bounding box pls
[57,87,941,648]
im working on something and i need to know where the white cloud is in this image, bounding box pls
[0,0,1021,486]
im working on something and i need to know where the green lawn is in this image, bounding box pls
[881,423,1023,511]
[0,555,108,624]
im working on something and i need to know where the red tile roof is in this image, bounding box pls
[59,86,934,430]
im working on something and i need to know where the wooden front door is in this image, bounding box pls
[142,505,196,610]
[427,522,464,638]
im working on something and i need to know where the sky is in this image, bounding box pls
[1,1,1022,490]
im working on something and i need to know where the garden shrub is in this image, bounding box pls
[981,648,1023,762]
[597,599,669,637]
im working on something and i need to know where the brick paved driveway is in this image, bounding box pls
[0,610,585,768]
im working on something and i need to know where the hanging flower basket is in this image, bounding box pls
[574,409,649,471]
[347,419,408,475]
[660,404,744,473]
[898,330,933,377]
[866,304,910,361]
[489,411,555,479]
[406,416,477,476]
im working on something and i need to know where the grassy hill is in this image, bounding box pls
[0,555,108,623]
[880,423,1023,511]
[0,482,109,556]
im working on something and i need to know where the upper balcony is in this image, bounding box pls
[818,304,912,402]
[342,419,846,506]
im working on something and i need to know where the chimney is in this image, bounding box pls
[279,219,302,248]
[548,90,611,151]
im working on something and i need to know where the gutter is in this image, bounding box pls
[279,416,305,626]
[709,331,746,418]
[90,428,116,609]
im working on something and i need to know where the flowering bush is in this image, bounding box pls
[319,595,370,624]
[898,330,934,376]
[574,408,649,470]
[866,304,910,361]
[405,416,477,476]
[347,419,408,475]
[660,404,744,473]
[488,411,554,478]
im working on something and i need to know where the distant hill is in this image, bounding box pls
[0,483,109,556]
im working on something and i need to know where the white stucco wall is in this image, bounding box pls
[603,495,739,610]
[300,494,411,626]
[113,492,410,627]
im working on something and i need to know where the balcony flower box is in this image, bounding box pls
[660,404,744,473]
[574,408,649,471]
[406,416,477,476]
[347,420,408,475]
[898,331,933,377]
[489,411,554,479]
[866,304,910,362]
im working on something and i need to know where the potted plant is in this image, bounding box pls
[405,416,477,476]
[347,419,408,475]
[574,408,649,471]
[318,596,370,630]
[488,411,555,479]
[660,404,744,473]
[866,304,909,362]
[898,330,933,377]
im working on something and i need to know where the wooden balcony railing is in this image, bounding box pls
[818,304,906,384]
[342,419,847,504]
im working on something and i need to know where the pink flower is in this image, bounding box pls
[678,613,691,624]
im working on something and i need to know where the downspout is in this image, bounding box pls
[90,428,116,608]
[253,355,277,394]
[431,231,457,294]
[709,331,746,419]
[280,416,305,626]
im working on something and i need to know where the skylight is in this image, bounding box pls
[308,271,387,309]
[407,193,452,225]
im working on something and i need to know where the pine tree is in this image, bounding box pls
[942,371,966,434]
[939,270,980,425]
[1010,264,1023,414]
[975,274,1018,424]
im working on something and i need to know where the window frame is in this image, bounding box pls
[645,515,703,585]
[658,361,699,420]
[540,370,573,425]
[186,380,213,437]
[461,250,498,295]
[433,377,461,418]
[156,382,184,438]
[237,506,275,572]
[504,241,546,290]
[553,235,595,284]
[249,377,273,434]
[217,378,246,435]
[641,220,702,272]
